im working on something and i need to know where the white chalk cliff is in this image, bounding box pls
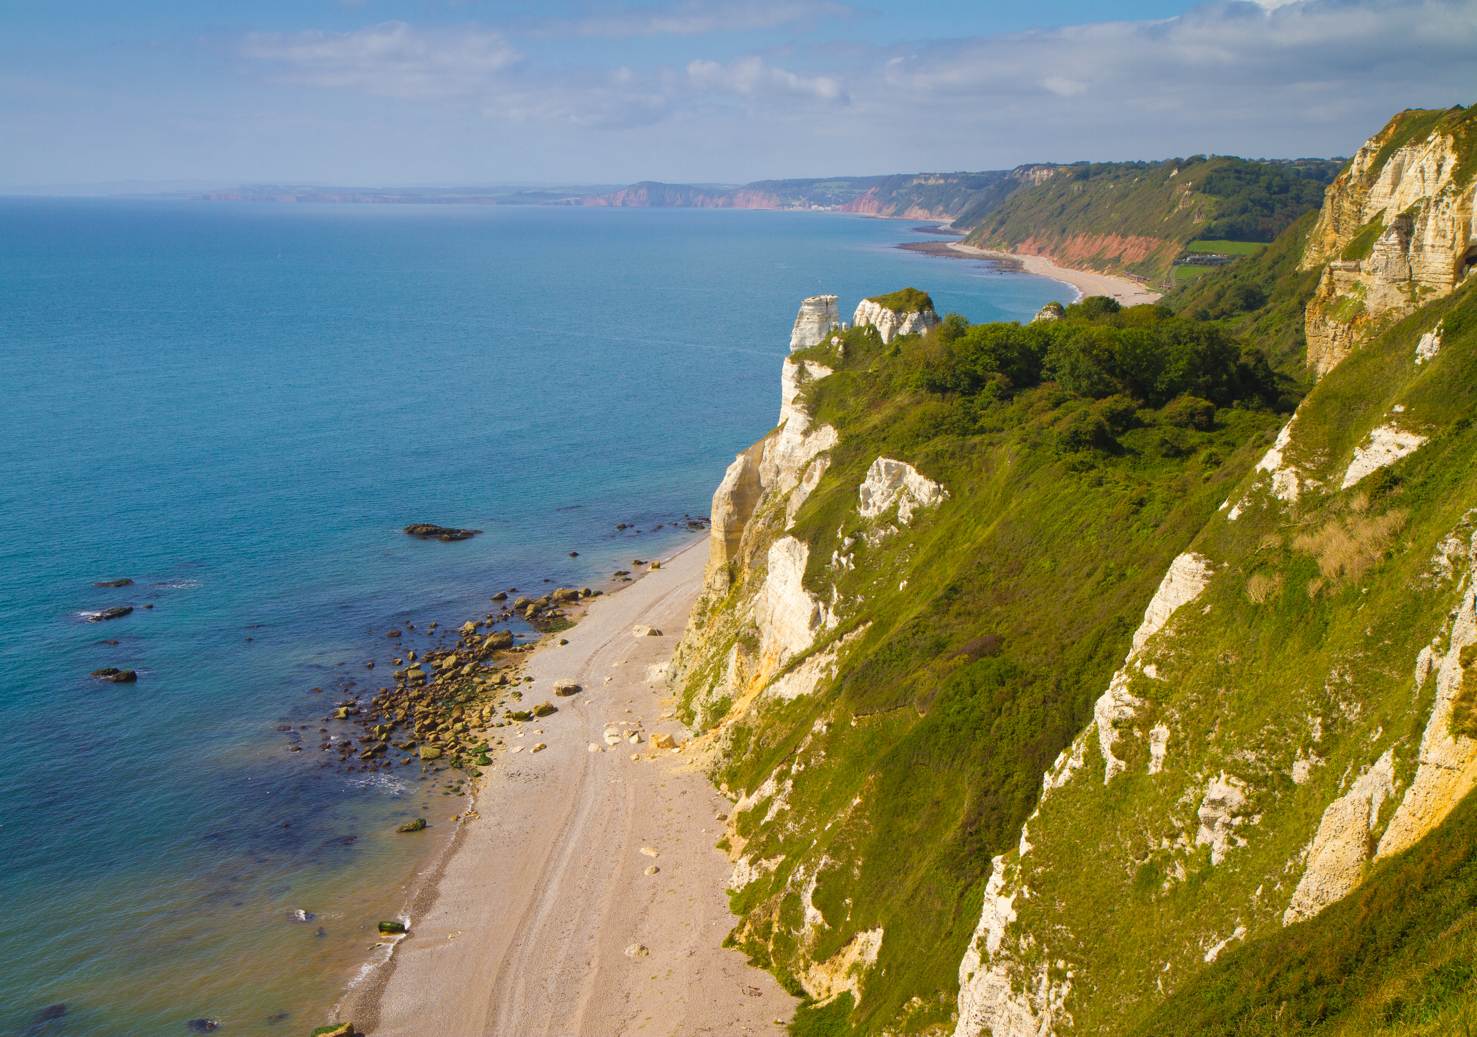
[853,297,941,344]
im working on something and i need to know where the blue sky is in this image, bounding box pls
[2,0,1475,188]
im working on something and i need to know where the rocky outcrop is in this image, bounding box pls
[754,536,825,666]
[1340,423,1428,489]
[1283,750,1395,924]
[1302,109,1476,376]
[1376,526,1477,858]
[704,441,766,594]
[857,457,948,524]
[790,295,841,351]
[852,297,940,344]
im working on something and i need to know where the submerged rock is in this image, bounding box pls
[90,667,138,683]
[403,524,481,542]
[93,578,133,588]
[185,1020,221,1034]
[396,817,428,833]
[86,606,133,622]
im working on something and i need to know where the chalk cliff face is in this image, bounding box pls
[852,297,941,344]
[1302,109,1477,376]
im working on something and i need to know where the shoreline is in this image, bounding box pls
[900,238,1163,307]
[343,535,794,1035]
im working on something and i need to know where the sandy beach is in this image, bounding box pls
[347,539,794,1036]
[902,238,1162,307]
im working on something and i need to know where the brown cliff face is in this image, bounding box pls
[1302,108,1477,376]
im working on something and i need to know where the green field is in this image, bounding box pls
[1186,239,1270,255]
[1172,265,1213,284]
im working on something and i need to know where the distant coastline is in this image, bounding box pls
[899,238,1162,307]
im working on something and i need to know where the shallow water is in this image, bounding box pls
[0,200,1062,1035]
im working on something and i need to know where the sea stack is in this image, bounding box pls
[788,294,841,351]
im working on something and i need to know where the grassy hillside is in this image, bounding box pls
[1129,785,1477,1037]
[687,301,1290,1034]
[962,158,1339,283]
[1165,210,1326,376]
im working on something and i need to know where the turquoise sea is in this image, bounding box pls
[0,200,1062,1035]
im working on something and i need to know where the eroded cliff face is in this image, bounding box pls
[671,294,950,1002]
[678,115,1477,1034]
[1302,109,1476,376]
[853,297,941,344]
[946,112,1477,1037]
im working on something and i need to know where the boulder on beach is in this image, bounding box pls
[403,523,481,542]
[86,606,133,622]
[377,920,407,935]
[531,701,557,717]
[553,680,582,697]
[631,625,663,638]
[310,1025,358,1037]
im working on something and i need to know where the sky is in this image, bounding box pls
[1,0,1475,189]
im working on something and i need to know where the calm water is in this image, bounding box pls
[0,200,1061,1035]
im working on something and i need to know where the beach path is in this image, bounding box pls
[359,540,794,1036]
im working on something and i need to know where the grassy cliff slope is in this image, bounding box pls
[963,158,1340,284]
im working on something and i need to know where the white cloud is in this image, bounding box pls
[879,0,1477,133]
[242,21,518,99]
[687,56,848,103]
[560,0,851,38]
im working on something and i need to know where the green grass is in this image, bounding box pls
[1173,265,1214,284]
[1126,785,1477,1037]
[791,994,858,1037]
[1341,216,1387,262]
[962,274,1477,1036]
[1166,209,1325,377]
[866,287,935,313]
[1187,240,1270,256]
[686,302,1289,1035]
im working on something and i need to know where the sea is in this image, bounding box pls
[0,199,1063,1036]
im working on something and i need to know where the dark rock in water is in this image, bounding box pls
[377,919,407,935]
[143,604,154,609]
[490,591,507,601]
[403,523,480,542]
[264,1011,289,1024]
[86,606,133,622]
[24,1003,67,1035]
[185,1019,221,1033]
[91,667,138,683]
[396,817,427,833]
[98,638,120,646]
[568,550,579,557]
[94,578,133,588]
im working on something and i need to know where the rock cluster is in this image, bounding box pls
[403,523,481,541]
